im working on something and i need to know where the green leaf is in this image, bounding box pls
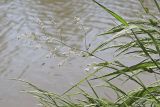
[92,60,160,80]
[119,85,160,107]
[93,0,129,26]
[154,0,160,12]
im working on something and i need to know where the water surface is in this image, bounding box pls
[0,0,159,107]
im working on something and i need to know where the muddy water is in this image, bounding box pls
[0,0,159,107]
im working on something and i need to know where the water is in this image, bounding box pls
[0,0,159,107]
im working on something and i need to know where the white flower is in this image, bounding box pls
[84,68,90,72]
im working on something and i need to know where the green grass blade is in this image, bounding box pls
[139,0,149,13]
[154,0,160,12]
[92,60,159,80]
[119,85,160,106]
[131,29,160,70]
[62,67,104,95]
[141,29,160,57]
[86,80,99,98]
[91,25,138,54]
[93,0,128,26]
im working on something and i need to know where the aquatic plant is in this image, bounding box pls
[25,0,160,107]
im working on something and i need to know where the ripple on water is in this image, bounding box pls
[0,0,159,107]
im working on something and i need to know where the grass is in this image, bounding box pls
[23,0,160,107]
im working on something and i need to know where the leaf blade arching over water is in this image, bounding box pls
[93,0,129,26]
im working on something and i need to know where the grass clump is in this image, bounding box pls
[25,0,160,107]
